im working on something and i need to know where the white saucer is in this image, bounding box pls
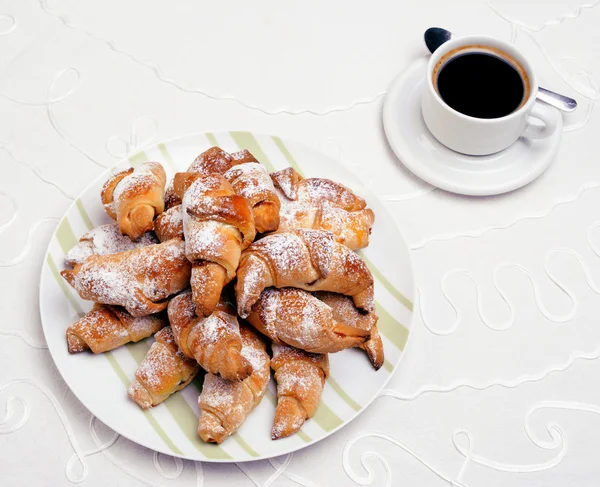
[383,57,563,196]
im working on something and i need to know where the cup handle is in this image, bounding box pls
[523,101,559,140]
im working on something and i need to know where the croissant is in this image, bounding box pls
[153,205,183,242]
[66,304,167,354]
[61,239,192,317]
[187,147,258,175]
[128,326,199,409]
[101,162,167,240]
[247,288,369,353]
[271,167,374,250]
[271,344,329,440]
[64,223,158,267]
[197,324,270,443]
[235,229,374,318]
[181,174,256,316]
[315,292,384,370]
[167,291,252,381]
[223,163,280,233]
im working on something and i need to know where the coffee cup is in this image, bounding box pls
[421,35,559,156]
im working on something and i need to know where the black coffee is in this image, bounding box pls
[436,52,525,119]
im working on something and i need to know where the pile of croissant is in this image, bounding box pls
[60,146,380,443]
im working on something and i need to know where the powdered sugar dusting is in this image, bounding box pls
[113,162,164,205]
[224,163,276,206]
[154,205,183,241]
[67,240,190,315]
[65,223,157,266]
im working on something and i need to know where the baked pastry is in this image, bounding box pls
[235,229,374,318]
[197,324,270,443]
[101,162,167,240]
[315,292,383,370]
[61,239,192,316]
[187,147,258,175]
[167,291,252,381]
[247,287,369,353]
[271,167,374,250]
[223,163,280,233]
[64,223,158,267]
[128,326,199,409]
[153,205,183,242]
[66,304,167,354]
[271,344,329,440]
[181,174,255,316]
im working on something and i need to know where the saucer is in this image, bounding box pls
[383,57,563,196]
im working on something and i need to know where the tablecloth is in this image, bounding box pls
[2,0,600,485]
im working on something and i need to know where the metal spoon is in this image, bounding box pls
[424,27,577,112]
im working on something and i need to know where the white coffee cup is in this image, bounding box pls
[421,35,559,156]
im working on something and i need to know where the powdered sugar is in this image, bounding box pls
[224,163,276,205]
[154,205,183,242]
[65,239,190,316]
[64,223,157,266]
[113,162,163,205]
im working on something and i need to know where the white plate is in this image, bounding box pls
[39,132,414,462]
[383,57,563,196]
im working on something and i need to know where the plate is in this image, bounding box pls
[39,131,414,462]
[383,57,563,196]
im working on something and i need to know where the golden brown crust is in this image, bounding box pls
[187,146,235,175]
[100,162,167,240]
[66,304,167,354]
[61,239,192,317]
[128,326,199,409]
[247,288,369,353]
[101,168,133,219]
[235,229,374,318]
[153,205,183,242]
[223,163,281,233]
[167,292,252,381]
[197,325,270,443]
[270,167,374,250]
[315,292,384,370]
[181,174,256,316]
[271,344,329,439]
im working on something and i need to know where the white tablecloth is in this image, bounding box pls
[2,0,600,485]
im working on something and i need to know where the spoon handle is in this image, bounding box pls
[537,87,577,112]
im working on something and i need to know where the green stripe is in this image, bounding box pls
[205,132,219,147]
[296,429,312,443]
[126,342,232,460]
[360,253,413,311]
[375,300,409,351]
[55,218,78,254]
[104,351,183,455]
[75,199,94,231]
[312,401,344,431]
[327,377,361,412]
[46,254,84,316]
[164,393,232,459]
[157,143,177,172]
[383,359,394,373]
[229,131,275,172]
[128,151,148,167]
[143,410,183,455]
[271,136,304,177]
[233,434,259,457]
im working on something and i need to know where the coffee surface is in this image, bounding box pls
[436,52,525,119]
